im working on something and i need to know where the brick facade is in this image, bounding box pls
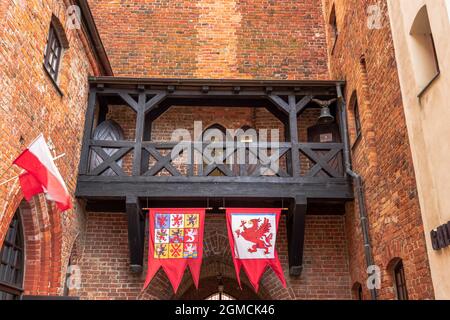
[0,0,436,300]
[70,213,351,300]
[322,0,434,299]
[0,0,107,296]
[87,0,329,79]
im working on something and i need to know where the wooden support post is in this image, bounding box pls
[287,194,307,276]
[284,122,293,176]
[288,95,300,177]
[141,113,152,174]
[78,89,97,175]
[126,195,145,273]
[132,93,146,176]
[97,95,109,124]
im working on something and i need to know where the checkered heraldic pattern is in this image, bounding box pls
[154,212,200,259]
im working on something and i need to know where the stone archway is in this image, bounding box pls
[0,193,64,297]
[172,214,273,300]
[21,196,64,296]
[175,259,266,300]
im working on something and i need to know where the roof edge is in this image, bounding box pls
[77,0,113,76]
[89,76,345,87]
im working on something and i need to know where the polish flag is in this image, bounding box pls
[13,135,72,211]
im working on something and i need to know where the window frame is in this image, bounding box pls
[409,5,441,98]
[205,292,236,300]
[329,4,339,54]
[42,15,69,96]
[393,260,409,300]
[43,24,63,83]
[417,32,441,98]
[352,282,363,300]
[350,95,362,149]
[353,98,362,137]
[0,212,25,300]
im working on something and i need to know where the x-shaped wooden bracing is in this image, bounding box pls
[118,92,167,114]
[300,146,342,178]
[246,146,290,177]
[268,95,314,115]
[90,146,131,176]
[143,145,182,177]
[201,144,290,177]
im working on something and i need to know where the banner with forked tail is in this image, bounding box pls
[143,208,205,293]
[226,208,286,292]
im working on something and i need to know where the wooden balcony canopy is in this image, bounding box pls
[75,77,353,275]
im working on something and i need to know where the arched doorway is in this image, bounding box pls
[0,209,24,300]
[178,275,261,300]
[0,196,64,299]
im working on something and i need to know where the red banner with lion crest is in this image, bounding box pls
[226,208,286,292]
[143,208,205,293]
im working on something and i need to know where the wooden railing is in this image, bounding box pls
[81,140,345,179]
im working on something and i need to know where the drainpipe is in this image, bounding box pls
[336,84,378,300]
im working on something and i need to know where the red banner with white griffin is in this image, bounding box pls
[226,208,286,292]
[143,208,205,293]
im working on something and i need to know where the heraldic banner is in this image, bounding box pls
[143,208,205,293]
[226,208,286,292]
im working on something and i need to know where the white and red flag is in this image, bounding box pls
[13,134,71,211]
[143,208,205,293]
[226,208,286,292]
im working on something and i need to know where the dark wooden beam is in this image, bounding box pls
[144,92,167,114]
[141,113,153,174]
[97,95,109,124]
[267,95,290,113]
[76,176,354,200]
[89,76,344,90]
[287,195,307,276]
[288,95,301,177]
[78,89,97,175]
[89,146,130,176]
[296,95,313,115]
[132,93,146,176]
[126,196,145,273]
[264,104,288,124]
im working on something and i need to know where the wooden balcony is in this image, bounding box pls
[76,77,352,201]
[75,77,354,275]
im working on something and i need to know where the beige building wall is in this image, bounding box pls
[387,0,450,299]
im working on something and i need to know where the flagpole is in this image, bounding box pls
[0,153,66,186]
[0,163,14,181]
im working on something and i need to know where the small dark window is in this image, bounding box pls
[0,212,24,300]
[63,255,73,297]
[357,284,363,300]
[353,96,362,139]
[352,282,363,300]
[394,260,408,300]
[44,24,63,82]
[329,5,338,51]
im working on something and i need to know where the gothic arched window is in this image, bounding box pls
[0,211,24,300]
[409,5,440,95]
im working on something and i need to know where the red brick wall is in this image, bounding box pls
[0,0,435,301]
[72,212,351,300]
[87,0,329,79]
[322,0,434,299]
[0,0,103,296]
